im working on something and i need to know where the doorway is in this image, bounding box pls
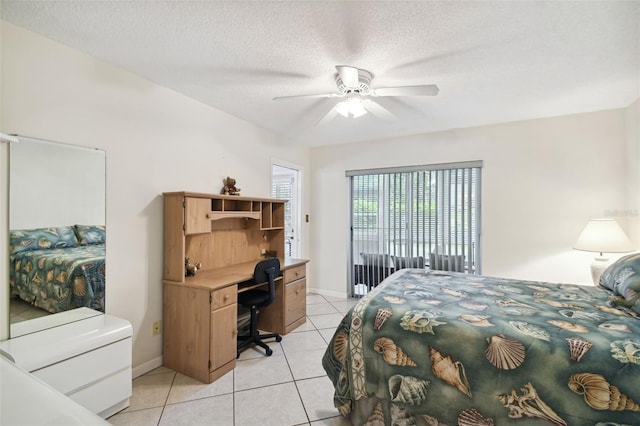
[272,162,301,258]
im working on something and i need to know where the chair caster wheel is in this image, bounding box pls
[266,348,273,356]
[276,336,282,342]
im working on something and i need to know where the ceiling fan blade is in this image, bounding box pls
[363,99,395,121]
[370,85,439,97]
[335,65,360,88]
[315,105,339,126]
[273,93,341,101]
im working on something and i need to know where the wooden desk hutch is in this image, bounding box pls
[162,192,308,383]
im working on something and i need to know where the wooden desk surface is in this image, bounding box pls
[164,258,308,291]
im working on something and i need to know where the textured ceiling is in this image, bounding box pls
[1,1,639,146]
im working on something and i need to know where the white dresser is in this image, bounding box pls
[0,308,132,418]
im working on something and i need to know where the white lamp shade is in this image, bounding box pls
[573,218,634,254]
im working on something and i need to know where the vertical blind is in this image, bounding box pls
[347,161,482,295]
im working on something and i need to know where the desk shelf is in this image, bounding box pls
[164,192,286,280]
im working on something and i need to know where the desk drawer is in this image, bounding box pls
[284,265,306,284]
[211,285,237,310]
[285,278,306,326]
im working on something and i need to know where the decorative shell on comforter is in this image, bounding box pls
[374,337,417,366]
[458,408,494,426]
[364,401,384,426]
[566,336,592,362]
[610,339,640,364]
[429,346,471,397]
[388,374,430,405]
[374,307,393,330]
[485,334,525,370]
[568,373,640,412]
[400,310,446,335]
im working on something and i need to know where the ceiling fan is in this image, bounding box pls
[273,65,439,125]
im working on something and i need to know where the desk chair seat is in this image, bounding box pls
[237,258,282,357]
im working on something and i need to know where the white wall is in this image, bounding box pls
[0,21,310,370]
[625,99,640,245]
[309,107,636,296]
[9,140,105,229]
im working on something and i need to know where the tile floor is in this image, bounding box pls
[108,293,358,426]
[9,297,50,323]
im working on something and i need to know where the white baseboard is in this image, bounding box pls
[307,287,348,299]
[132,356,163,378]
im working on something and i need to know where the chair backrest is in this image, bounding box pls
[394,256,425,270]
[254,257,281,306]
[429,253,465,272]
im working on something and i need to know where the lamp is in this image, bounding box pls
[573,218,634,284]
[336,94,367,118]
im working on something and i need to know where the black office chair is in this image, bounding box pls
[237,258,282,357]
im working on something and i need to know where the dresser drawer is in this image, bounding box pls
[211,285,237,310]
[284,265,306,284]
[285,278,306,326]
[32,337,131,396]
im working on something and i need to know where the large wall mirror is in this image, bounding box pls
[8,137,106,337]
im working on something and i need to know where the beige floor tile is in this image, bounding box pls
[297,376,344,422]
[234,382,308,426]
[320,295,351,303]
[234,353,293,391]
[144,366,174,376]
[280,330,327,354]
[108,407,163,426]
[310,416,352,425]
[286,348,327,380]
[167,370,233,404]
[308,313,344,330]
[123,371,175,412]
[289,319,317,333]
[307,303,339,316]
[306,294,327,305]
[329,301,358,314]
[160,394,234,426]
[318,328,338,344]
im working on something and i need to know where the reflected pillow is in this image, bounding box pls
[9,226,79,254]
[599,252,640,314]
[74,225,106,245]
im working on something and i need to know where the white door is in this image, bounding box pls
[271,163,300,258]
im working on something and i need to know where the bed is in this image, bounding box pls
[9,226,106,314]
[322,254,640,425]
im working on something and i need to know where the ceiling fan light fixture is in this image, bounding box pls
[336,96,367,119]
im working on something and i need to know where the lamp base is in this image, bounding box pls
[590,256,610,285]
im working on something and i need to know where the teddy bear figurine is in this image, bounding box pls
[185,257,202,276]
[222,176,241,195]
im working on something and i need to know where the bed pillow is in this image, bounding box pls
[599,252,640,313]
[74,225,106,245]
[9,226,79,254]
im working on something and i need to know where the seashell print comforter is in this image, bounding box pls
[322,269,640,425]
[10,244,106,314]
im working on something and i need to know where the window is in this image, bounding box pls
[348,161,482,295]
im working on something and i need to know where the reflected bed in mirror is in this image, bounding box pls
[8,137,105,337]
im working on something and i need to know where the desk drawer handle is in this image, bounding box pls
[296,289,300,295]
[232,328,238,337]
[223,294,228,301]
